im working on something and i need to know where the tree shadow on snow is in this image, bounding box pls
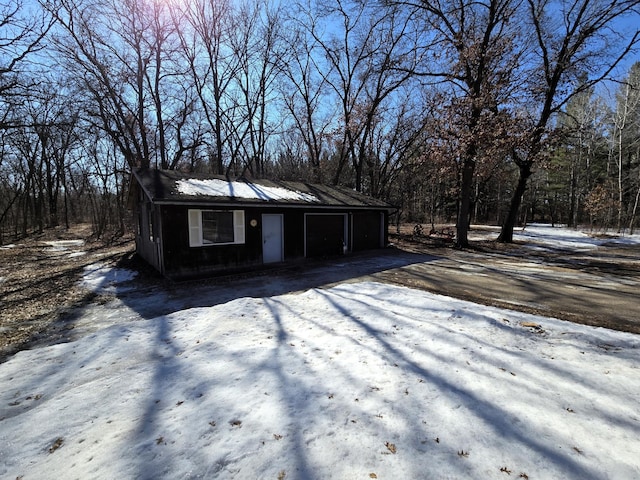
[118,248,434,322]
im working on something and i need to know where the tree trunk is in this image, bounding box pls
[630,171,640,234]
[498,162,532,243]
[354,159,364,193]
[567,159,577,228]
[455,159,475,248]
[617,126,624,233]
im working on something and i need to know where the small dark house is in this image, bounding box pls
[129,168,395,279]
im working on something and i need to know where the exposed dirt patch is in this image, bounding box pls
[0,225,135,361]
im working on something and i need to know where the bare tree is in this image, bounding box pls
[0,76,81,236]
[32,89,80,228]
[280,6,333,182]
[1,1,53,101]
[226,1,292,178]
[388,0,523,246]
[551,81,610,227]
[497,0,640,242]
[307,0,422,193]
[46,0,198,170]
[172,0,238,174]
[611,62,640,232]
[46,0,151,167]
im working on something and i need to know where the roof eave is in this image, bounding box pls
[152,198,396,212]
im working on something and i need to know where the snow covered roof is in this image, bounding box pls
[132,168,395,210]
[175,178,319,203]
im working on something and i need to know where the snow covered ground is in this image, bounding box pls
[471,223,640,250]
[1,226,639,479]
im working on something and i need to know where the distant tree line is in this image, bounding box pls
[1,0,639,245]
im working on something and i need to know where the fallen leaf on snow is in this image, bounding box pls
[520,321,540,328]
[48,437,64,453]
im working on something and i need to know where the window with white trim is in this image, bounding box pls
[188,209,245,247]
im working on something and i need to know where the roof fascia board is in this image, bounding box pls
[152,199,395,212]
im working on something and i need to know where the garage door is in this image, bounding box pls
[352,211,383,251]
[305,214,346,258]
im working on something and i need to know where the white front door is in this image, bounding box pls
[262,214,283,263]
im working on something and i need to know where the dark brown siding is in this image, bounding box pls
[135,200,390,278]
[159,206,312,279]
[160,206,255,278]
[134,196,162,272]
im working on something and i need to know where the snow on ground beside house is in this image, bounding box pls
[2,222,640,479]
[80,263,138,294]
[176,178,319,203]
[42,240,86,253]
